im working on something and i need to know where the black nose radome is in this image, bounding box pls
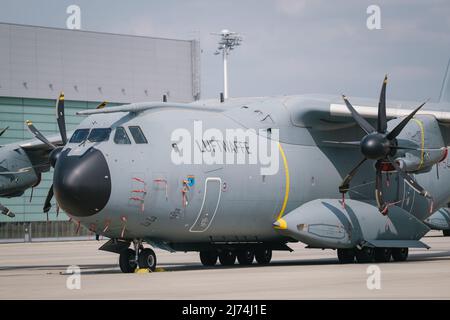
[53,148,111,217]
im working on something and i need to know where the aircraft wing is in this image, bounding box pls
[275,95,450,134]
[329,102,450,123]
[4,132,72,176]
[76,102,225,115]
[19,132,65,150]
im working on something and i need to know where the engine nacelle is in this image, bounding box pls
[0,145,40,197]
[424,208,450,231]
[275,199,430,249]
[391,115,447,173]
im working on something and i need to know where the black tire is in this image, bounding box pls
[236,249,255,265]
[355,247,375,263]
[392,247,408,262]
[219,250,236,266]
[443,230,450,237]
[200,251,218,266]
[374,248,392,263]
[255,247,272,265]
[119,248,137,273]
[337,249,355,264]
[138,248,157,271]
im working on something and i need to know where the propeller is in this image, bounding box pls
[0,126,9,137]
[56,93,67,145]
[96,101,107,110]
[25,92,67,218]
[336,75,431,214]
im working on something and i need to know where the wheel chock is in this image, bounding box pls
[134,268,150,273]
[133,267,165,273]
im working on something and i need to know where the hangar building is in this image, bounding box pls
[0,22,201,240]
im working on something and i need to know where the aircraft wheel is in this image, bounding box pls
[374,248,392,262]
[355,247,375,263]
[219,250,236,266]
[255,247,272,265]
[119,248,138,273]
[138,248,157,271]
[443,230,450,237]
[236,249,255,265]
[392,248,408,262]
[199,251,218,266]
[337,249,355,264]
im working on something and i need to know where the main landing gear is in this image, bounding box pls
[199,247,272,267]
[337,247,409,264]
[119,240,157,273]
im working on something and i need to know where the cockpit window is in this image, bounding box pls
[114,127,131,145]
[128,126,148,144]
[87,128,111,142]
[69,129,90,143]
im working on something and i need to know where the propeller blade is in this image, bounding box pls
[96,101,107,109]
[0,126,9,137]
[378,75,388,133]
[392,145,445,152]
[0,163,51,175]
[43,184,54,216]
[388,157,431,198]
[323,140,360,146]
[375,160,388,214]
[342,95,375,134]
[0,168,31,174]
[386,99,429,140]
[0,203,15,218]
[339,157,367,194]
[26,120,56,149]
[56,92,67,145]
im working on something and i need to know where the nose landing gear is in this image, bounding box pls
[119,248,138,273]
[118,239,157,273]
[138,248,157,271]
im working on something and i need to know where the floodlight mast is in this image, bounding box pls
[213,29,242,100]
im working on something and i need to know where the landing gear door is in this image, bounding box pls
[189,177,222,232]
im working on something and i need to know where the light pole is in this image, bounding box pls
[213,29,242,100]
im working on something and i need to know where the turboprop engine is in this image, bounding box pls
[391,114,447,173]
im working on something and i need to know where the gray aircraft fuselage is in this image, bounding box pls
[52,94,450,251]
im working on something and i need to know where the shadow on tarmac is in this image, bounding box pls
[2,249,450,275]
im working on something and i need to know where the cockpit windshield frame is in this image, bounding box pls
[87,128,112,143]
[69,129,90,143]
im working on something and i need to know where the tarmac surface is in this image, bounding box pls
[1,231,450,299]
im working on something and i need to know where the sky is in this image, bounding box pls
[0,0,449,102]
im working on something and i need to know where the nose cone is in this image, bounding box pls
[54,148,111,217]
[360,133,390,160]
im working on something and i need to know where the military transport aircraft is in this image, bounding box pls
[0,123,63,218]
[5,62,450,273]
[0,96,106,218]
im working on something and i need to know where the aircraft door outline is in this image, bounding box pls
[189,177,222,232]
